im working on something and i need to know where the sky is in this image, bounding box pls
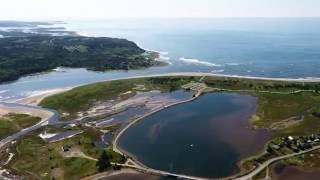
[1,0,320,20]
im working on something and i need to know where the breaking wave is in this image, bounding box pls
[225,63,241,66]
[179,57,222,67]
[211,70,225,73]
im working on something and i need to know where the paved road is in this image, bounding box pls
[0,102,59,149]
[235,145,320,180]
[111,163,208,180]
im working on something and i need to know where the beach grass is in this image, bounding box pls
[0,113,41,139]
[40,76,196,120]
[10,126,123,179]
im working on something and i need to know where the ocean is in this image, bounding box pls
[1,18,320,100]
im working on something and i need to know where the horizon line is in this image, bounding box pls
[1,16,320,21]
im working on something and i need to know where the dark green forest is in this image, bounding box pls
[0,36,161,83]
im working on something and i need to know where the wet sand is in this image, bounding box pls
[0,104,53,120]
[15,87,71,106]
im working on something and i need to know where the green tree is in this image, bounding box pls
[96,151,111,172]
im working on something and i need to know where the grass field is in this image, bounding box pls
[9,126,124,180]
[0,113,41,139]
[251,92,320,129]
[40,76,320,132]
[284,149,320,171]
[40,76,197,120]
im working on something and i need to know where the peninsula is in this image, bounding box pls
[0,36,163,83]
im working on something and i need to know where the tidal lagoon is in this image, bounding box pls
[119,92,270,178]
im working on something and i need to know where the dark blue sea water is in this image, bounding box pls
[1,18,320,100]
[66,18,320,78]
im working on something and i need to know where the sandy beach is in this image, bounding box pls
[6,72,320,107]
[15,87,72,106]
[0,104,54,120]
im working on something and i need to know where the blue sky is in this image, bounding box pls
[1,0,320,20]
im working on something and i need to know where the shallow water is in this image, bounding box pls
[118,93,269,178]
[95,90,193,127]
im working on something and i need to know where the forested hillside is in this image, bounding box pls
[0,36,161,83]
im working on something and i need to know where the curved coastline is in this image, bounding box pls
[4,71,320,105]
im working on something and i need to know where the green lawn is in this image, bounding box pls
[0,113,41,139]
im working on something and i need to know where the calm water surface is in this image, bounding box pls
[119,93,269,178]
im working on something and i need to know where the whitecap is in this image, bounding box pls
[157,55,170,61]
[225,63,240,66]
[0,90,8,94]
[135,42,169,55]
[179,57,222,67]
[159,51,169,55]
[52,67,66,72]
[211,70,225,73]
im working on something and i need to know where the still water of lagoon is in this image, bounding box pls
[119,92,270,178]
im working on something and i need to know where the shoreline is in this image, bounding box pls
[3,71,320,105]
[14,87,72,106]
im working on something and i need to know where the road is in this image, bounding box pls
[110,163,209,180]
[235,145,320,180]
[0,102,59,149]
